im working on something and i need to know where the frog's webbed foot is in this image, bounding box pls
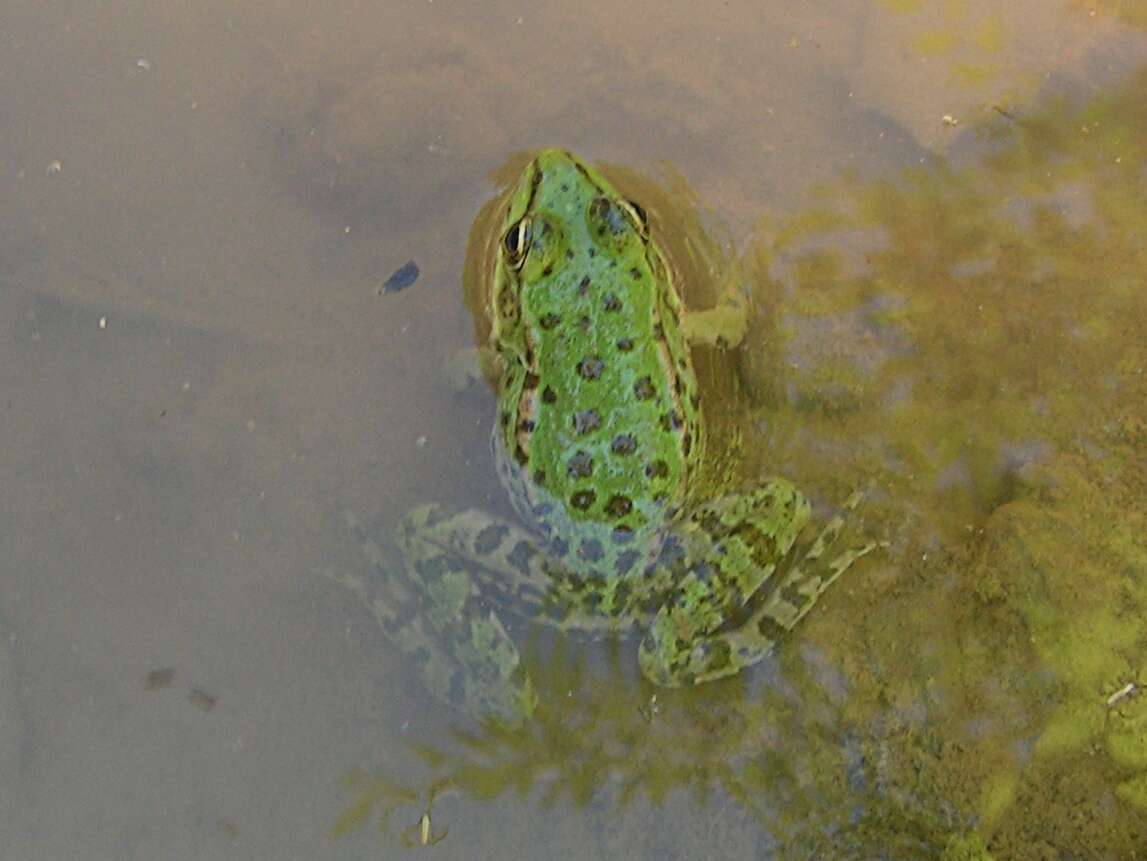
[336,505,546,723]
[639,487,876,687]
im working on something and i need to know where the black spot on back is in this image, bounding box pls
[611,525,635,544]
[567,450,594,478]
[611,434,637,455]
[634,376,656,401]
[604,495,633,519]
[577,357,605,380]
[573,410,601,435]
[570,489,596,510]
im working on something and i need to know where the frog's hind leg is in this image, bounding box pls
[725,489,876,664]
[639,486,875,687]
[638,480,808,686]
[335,505,545,722]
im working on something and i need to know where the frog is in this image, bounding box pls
[333,149,874,722]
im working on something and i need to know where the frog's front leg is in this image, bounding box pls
[638,483,873,687]
[340,505,551,722]
[680,269,749,349]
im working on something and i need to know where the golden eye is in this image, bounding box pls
[503,219,531,269]
[621,199,648,237]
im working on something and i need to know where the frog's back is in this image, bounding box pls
[490,151,703,582]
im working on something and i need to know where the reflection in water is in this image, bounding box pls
[338,639,979,858]
[334,64,1147,858]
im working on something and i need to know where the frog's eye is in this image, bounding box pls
[503,219,531,270]
[621,199,649,237]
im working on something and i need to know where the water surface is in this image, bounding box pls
[3,1,1147,858]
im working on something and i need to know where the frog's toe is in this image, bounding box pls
[637,636,683,687]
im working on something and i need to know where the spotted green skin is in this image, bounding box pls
[343,150,870,722]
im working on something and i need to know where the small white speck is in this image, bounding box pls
[98,316,107,329]
[46,160,62,175]
[136,58,152,70]
[1107,682,1137,708]
[181,381,191,391]
[190,100,198,110]
[942,114,958,127]
[344,225,351,234]
[416,435,428,449]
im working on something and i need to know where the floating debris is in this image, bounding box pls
[188,688,218,712]
[144,667,176,690]
[46,160,62,175]
[401,780,456,848]
[1107,681,1139,709]
[381,260,419,295]
[136,58,152,71]
[942,114,959,127]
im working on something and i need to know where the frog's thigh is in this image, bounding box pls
[673,489,876,685]
[638,480,810,686]
[680,271,749,349]
[398,504,554,612]
[399,504,545,719]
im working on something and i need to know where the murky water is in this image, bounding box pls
[3,1,1146,858]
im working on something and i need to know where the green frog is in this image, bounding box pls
[335,149,873,722]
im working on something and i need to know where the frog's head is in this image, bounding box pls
[490,149,654,339]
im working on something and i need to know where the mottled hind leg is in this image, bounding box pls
[332,505,549,722]
[639,487,875,686]
[720,489,876,668]
[637,480,809,686]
